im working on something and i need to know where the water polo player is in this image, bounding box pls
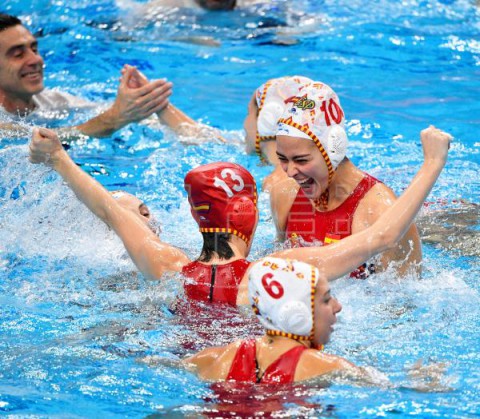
[29,125,450,306]
[270,81,422,277]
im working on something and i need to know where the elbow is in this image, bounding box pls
[374,228,399,252]
[102,208,116,229]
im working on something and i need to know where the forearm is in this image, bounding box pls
[53,151,113,222]
[0,123,30,137]
[269,180,297,240]
[75,107,123,138]
[377,224,422,276]
[274,160,444,280]
[157,103,197,130]
[369,160,444,250]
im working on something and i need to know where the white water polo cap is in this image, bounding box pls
[254,76,313,158]
[248,257,320,341]
[256,76,313,138]
[276,82,348,180]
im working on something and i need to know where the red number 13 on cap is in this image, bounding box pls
[213,168,245,198]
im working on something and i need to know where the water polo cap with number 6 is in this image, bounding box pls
[249,257,320,342]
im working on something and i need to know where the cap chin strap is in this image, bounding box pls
[265,331,324,351]
[255,132,276,161]
[314,189,330,211]
[256,80,273,111]
[278,118,335,182]
[255,79,275,162]
[266,329,311,342]
[199,227,250,245]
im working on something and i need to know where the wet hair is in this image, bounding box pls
[198,232,234,262]
[0,13,22,32]
[195,0,237,11]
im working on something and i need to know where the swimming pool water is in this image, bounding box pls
[1,0,479,417]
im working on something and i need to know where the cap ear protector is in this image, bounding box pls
[254,76,313,161]
[325,125,348,169]
[225,196,257,238]
[257,101,284,138]
[249,257,319,342]
[277,300,313,336]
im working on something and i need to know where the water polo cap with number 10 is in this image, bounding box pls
[255,76,313,159]
[276,82,349,183]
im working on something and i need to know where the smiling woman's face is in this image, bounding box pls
[276,135,330,200]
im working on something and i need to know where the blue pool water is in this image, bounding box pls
[1,0,479,417]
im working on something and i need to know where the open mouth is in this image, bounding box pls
[297,177,314,191]
[21,70,42,81]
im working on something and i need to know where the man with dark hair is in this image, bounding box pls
[195,0,236,10]
[0,12,21,29]
[139,0,236,10]
[0,12,172,138]
[139,0,270,12]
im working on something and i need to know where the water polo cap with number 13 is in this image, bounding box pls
[184,162,258,245]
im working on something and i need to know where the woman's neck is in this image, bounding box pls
[325,158,365,209]
[198,235,249,265]
[255,335,310,367]
[261,334,311,349]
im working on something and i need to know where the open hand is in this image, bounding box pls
[109,65,172,126]
[121,64,149,89]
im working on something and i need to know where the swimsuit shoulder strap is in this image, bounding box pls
[260,345,307,384]
[226,339,257,382]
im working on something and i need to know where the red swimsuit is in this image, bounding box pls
[226,339,307,384]
[182,259,250,305]
[286,173,381,278]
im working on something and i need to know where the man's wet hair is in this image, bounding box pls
[196,0,237,11]
[198,232,235,262]
[0,13,22,32]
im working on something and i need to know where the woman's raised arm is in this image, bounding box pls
[29,127,189,279]
[272,126,451,281]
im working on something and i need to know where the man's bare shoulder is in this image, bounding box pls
[33,89,94,111]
